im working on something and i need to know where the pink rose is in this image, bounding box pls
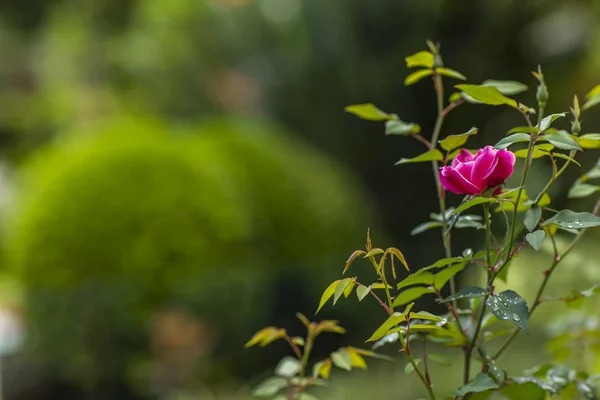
[439,146,516,195]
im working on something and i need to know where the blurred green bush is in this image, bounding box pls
[3,116,374,396]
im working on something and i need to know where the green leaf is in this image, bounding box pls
[543,131,582,151]
[405,51,434,68]
[331,348,352,371]
[437,67,467,81]
[395,149,444,165]
[514,143,554,159]
[439,286,488,303]
[500,381,548,399]
[452,197,493,214]
[434,262,466,290]
[539,113,566,131]
[541,209,600,229]
[393,287,435,307]
[439,127,478,152]
[333,278,353,305]
[423,257,466,271]
[526,230,546,251]
[428,353,452,365]
[552,152,581,166]
[583,93,600,111]
[405,69,434,86]
[578,133,600,149]
[316,281,339,314]
[385,119,421,135]
[455,373,500,396]
[454,215,484,229]
[456,84,517,107]
[495,133,531,150]
[397,272,435,290]
[345,104,394,121]
[569,183,600,199]
[409,311,443,321]
[507,126,541,134]
[356,285,371,302]
[524,206,542,232]
[404,358,422,374]
[366,309,410,342]
[486,290,529,332]
[275,357,302,378]
[410,221,443,236]
[482,80,529,95]
[254,377,288,397]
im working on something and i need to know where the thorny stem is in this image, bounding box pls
[430,70,458,310]
[493,199,600,360]
[284,335,303,360]
[463,203,492,386]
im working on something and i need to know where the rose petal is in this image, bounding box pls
[471,146,499,187]
[440,166,482,195]
[452,149,476,166]
[486,149,516,187]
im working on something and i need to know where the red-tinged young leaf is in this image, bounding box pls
[364,248,384,258]
[405,69,433,86]
[343,250,366,274]
[386,247,410,272]
[405,51,434,68]
[296,313,310,327]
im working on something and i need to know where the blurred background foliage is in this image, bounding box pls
[0,0,598,399]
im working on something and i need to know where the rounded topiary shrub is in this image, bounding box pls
[3,116,376,396]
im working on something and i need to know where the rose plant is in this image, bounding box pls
[245,41,600,399]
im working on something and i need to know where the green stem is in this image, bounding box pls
[300,332,314,378]
[463,203,492,387]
